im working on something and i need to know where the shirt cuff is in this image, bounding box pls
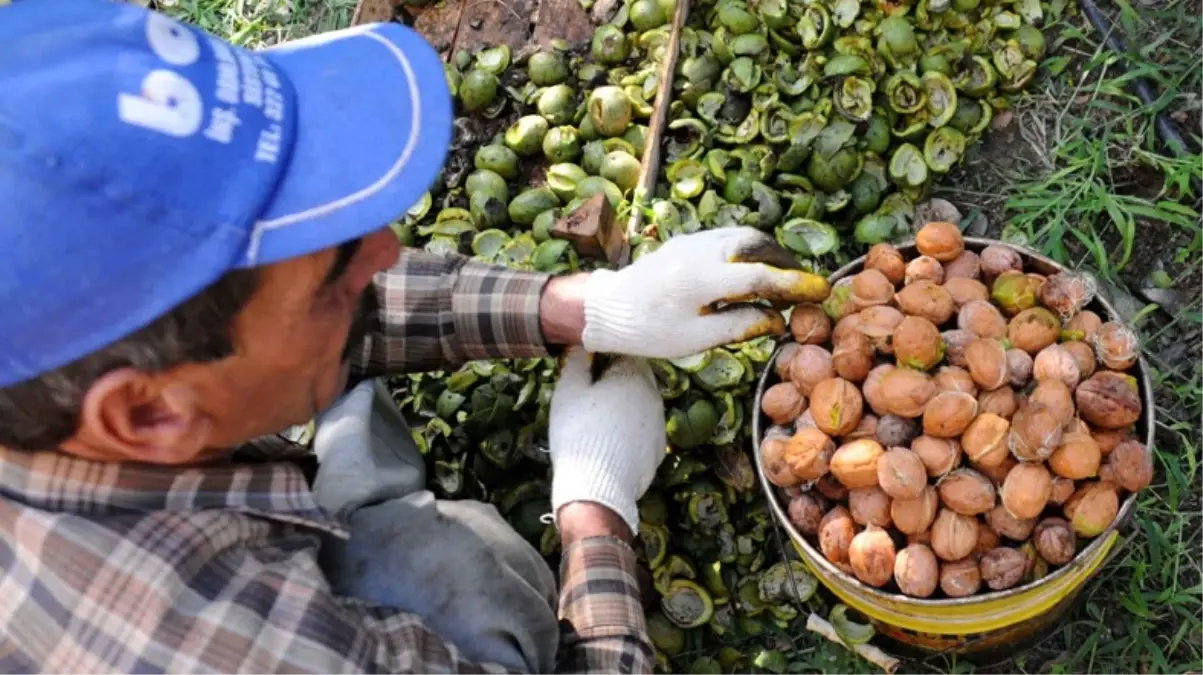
[451,261,554,361]
[558,536,647,639]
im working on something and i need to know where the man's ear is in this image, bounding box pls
[60,368,212,465]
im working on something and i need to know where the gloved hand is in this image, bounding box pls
[581,226,830,359]
[548,347,666,536]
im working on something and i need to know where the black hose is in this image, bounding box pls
[1077,0,1200,173]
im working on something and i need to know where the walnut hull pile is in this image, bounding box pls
[760,223,1153,599]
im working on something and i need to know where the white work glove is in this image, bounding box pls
[548,347,667,536]
[582,226,830,359]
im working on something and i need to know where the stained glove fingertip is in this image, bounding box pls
[727,233,802,270]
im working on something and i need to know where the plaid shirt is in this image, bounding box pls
[0,249,654,674]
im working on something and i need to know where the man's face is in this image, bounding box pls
[190,227,402,450]
[60,226,402,465]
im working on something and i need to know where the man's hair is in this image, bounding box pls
[0,269,261,451]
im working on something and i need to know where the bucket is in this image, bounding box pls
[752,237,1154,659]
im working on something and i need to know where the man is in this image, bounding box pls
[0,1,830,673]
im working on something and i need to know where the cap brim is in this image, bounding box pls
[243,23,452,267]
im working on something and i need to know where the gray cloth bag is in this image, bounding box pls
[310,378,561,673]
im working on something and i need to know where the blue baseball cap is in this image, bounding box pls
[0,0,453,387]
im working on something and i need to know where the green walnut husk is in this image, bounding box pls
[538,84,577,126]
[654,554,700,595]
[531,208,559,241]
[546,163,589,202]
[592,24,629,64]
[601,150,642,192]
[834,76,875,122]
[635,0,1051,287]
[543,126,581,163]
[993,39,1039,91]
[459,69,498,112]
[631,0,669,30]
[1014,25,1047,60]
[422,207,473,238]
[646,610,686,656]
[850,155,887,214]
[923,71,959,128]
[404,192,433,222]
[624,124,650,156]
[949,97,995,136]
[528,51,568,86]
[958,55,1000,97]
[474,144,519,180]
[886,71,926,115]
[661,579,714,629]
[465,169,509,204]
[469,191,509,229]
[509,187,561,225]
[573,172,617,200]
[505,116,550,157]
[474,45,510,75]
[830,604,876,644]
[589,86,635,137]
[581,140,608,175]
[924,126,968,173]
[666,396,718,449]
[889,142,929,188]
[777,218,839,256]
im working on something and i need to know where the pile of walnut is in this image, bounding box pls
[760,222,1154,599]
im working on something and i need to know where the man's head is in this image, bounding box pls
[0,1,451,462]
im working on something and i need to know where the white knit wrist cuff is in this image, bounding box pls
[550,434,640,535]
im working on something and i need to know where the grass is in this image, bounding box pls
[160,0,1202,671]
[152,0,358,47]
[935,0,1203,671]
[942,0,1202,288]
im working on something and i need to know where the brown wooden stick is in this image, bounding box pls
[623,0,689,245]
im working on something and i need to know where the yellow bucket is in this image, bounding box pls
[753,238,1152,658]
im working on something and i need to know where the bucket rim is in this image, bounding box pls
[752,236,1152,608]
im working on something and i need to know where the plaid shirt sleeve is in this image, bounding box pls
[556,537,656,674]
[1,452,653,674]
[348,248,556,379]
[0,514,652,674]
